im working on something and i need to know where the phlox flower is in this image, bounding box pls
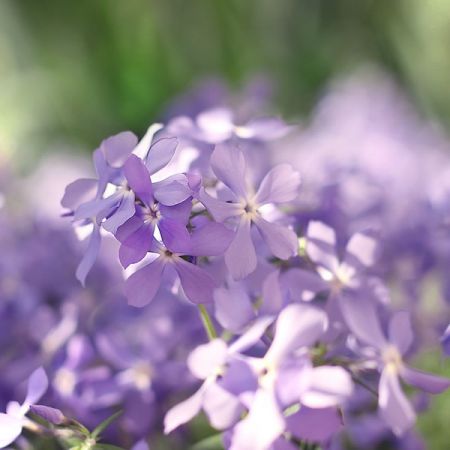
[340,302,450,435]
[200,144,301,279]
[0,367,62,448]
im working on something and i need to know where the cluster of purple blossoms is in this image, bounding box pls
[0,171,204,448]
[59,74,449,450]
[1,74,449,449]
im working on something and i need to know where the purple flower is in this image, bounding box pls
[0,367,57,448]
[200,144,300,279]
[125,221,233,306]
[116,154,192,268]
[194,107,293,143]
[230,304,352,450]
[306,221,378,294]
[164,319,273,434]
[340,305,450,435]
[62,132,139,285]
[62,132,180,286]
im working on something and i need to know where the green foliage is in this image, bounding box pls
[415,350,450,450]
[190,434,224,450]
[3,0,450,168]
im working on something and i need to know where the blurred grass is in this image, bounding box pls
[3,0,450,167]
[416,350,450,450]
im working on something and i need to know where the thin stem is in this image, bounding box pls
[198,305,217,340]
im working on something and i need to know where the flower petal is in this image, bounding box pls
[73,192,120,221]
[197,108,234,143]
[102,191,136,234]
[187,339,228,380]
[214,286,255,333]
[125,257,165,307]
[24,367,48,406]
[158,218,191,254]
[0,413,23,448]
[123,154,153,206]
[118,219,155,268]
[306,221,339,271]
[164,384,206,434]
[338,294,387,350]
[255,164,300,205]
[189,222,234,256]
[379,368,416,436]
[388,311,413,356]
[243,117,293,141]
[230,389,285,450]
[61,178,97,210]
[159,199,192,224]
[286,406,343,444]
[146,137,178,175]
[30,405,64,425]
[153,174,191,206]
[210,144,248,198]
[225,217,257,280]
[131,440,149,450]
[174,258,217,304]
[198,188,242,222]
[300,366,353,408]
[101,131,138,167]
[401,366,450,394]
[345,232,378,268]
[254,216,298,260]
[282,268,329,302]
[260,270,283,315]
[266,304,328,366]
[76,223,101,286]
[228,316,275,354]
[203,382,243,430]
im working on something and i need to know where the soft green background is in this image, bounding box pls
[0,1,449,448]
[2,0,450,163]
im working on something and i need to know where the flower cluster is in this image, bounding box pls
[0,186,202,448]
[60,74,449,450]
[0,73,449,450]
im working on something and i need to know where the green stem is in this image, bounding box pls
[198,304,217,341]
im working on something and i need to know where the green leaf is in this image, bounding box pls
[90,410,123,440]
[190,434,224,450]
[67,419,91,437]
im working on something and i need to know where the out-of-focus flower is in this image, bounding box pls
[0,367,62,448]
[341,305,450,435]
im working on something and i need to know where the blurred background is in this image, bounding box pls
[2,0,450,167]
[1,1,450,448]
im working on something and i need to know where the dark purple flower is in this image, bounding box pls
[125,221,233,306]
[116,154,192,268]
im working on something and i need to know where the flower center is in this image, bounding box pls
[382,345,403,373]
[241,198,259,220]
[131,362,153,391]
[54,368,77,396]
[143,203,161,224]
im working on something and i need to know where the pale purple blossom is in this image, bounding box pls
[200,144,300,279]
[0,367,61,448]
